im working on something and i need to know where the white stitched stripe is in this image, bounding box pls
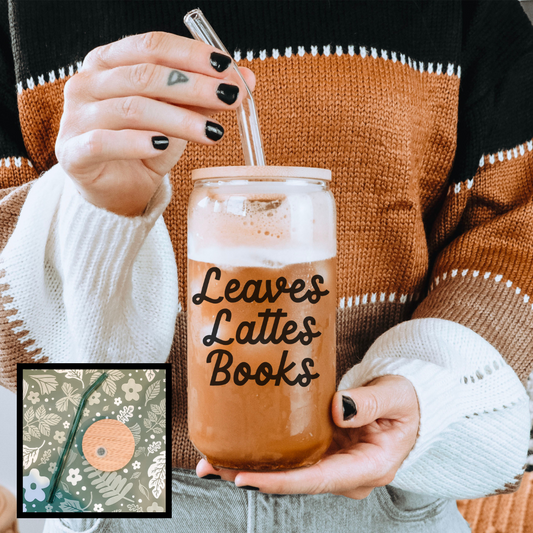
[430,270,532,312]
[18,44,461,93]
[339,290,418,307]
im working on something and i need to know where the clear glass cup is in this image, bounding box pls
[187,166,337,471]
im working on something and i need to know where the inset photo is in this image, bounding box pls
[17,363,171,518]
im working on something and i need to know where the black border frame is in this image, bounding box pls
[17,362,172,519]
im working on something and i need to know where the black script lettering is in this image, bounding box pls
[235,320,257,344]
[299,316,322,345]
[255,362,273,385]
[224,279,241,302]
[274,350,298,386]
[298,358,320,386]
[234,362,252,386]
[207,349,233,386]
[309,275,330,303]
[288,279,307,302]
[206,349,320,388]
[203,309,234,346]
[192,267,223,305]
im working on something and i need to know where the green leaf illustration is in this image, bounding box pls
[22,431,31,442]
[90,369,124,396]
[130,472,141,480]
[150,403,162,416]
[35,405,46,419]
[29,374,58,394]
[24,406,34,424]
[83,461,134,505]
[22,441,45,469]
[107,369,124,381]
[144,380,160,406]
[43,413,62,426]
[22,379,29,400]
[28,425,40,439]
[55,369,84,387]
[59,498,84,513]
[103,405,109,412]
[134,447,146,458]
[129,423,141,446]
[139,482,150,500]
[102,379,116,397]
[56,382,81,412]
[148,451,165,499]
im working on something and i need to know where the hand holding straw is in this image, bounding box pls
[184,8,266,166]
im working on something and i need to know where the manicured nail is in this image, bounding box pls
[216,83,239,105]
[210,52,232,72]
[152,136,169,150]
[238,485,259,491]
[205,121,224,141]
[200,474,221,480]
[342,395,357,420]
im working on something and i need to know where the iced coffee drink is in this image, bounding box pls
[188,166,336,471]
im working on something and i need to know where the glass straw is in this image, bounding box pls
[184,8,266,166]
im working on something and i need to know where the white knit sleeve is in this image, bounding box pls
[338,318,530,499]
[0,164,179,364]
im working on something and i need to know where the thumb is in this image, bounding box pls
[332,375,418,429]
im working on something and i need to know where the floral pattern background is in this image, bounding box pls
[21,368,167,514]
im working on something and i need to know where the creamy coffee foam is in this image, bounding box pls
[189,184,336,267]
[188,245,335,268]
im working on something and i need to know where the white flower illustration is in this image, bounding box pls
[53,430,66,444]
[45,504,54,512]
[121,378,142,401]
[132,461,141,470]
[48,462,57,474]
[27,391,40,404]
[94,503,104,512]
[83,408,90,417]
[23,504,27,512]
[63,421,70,429]
[23,468,50,502]
[66,468,82,486]
[88,391,101,405]
[114,397,122,406]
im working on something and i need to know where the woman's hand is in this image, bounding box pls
[55,32,255,216]
[196,375,420,499]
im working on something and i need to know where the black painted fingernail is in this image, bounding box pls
[210,52,232,72]
[238,485,259,491]
[342,395,357,420]
[152,136,169,150]
[201,474,221,480]
[216,83,239,105]
[205,121,224,141]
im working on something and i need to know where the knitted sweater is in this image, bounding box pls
[1,0,532,500]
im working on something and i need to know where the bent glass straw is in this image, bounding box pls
[184,8,266,166]
[47,371,108,503]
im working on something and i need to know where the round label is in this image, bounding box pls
[82,419,135,471]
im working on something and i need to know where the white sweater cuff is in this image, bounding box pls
[55,168,172,302]
[338,318,530,494]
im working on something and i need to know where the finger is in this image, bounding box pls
[84,64,245,111]
[234,447,380,496]
[82,32,235,79]
[333,375,418,429]
[196,459,238,482]
[78,96,225,145]
[58,129,175,174]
